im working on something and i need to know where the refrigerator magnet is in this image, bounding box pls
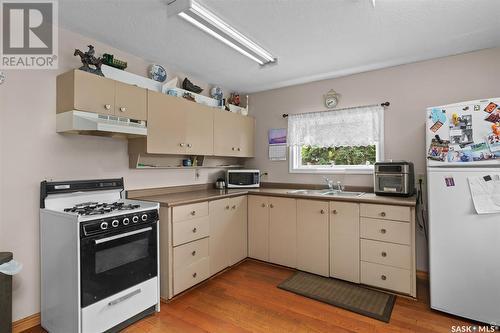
[445,177,455,187]
[474,104,481,111]
[484,112,500,123]
[484,102,498,113]
[430,121,443,133]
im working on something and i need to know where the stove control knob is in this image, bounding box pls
[100,221,108,230]
[122,217,130,225]
[132,216,139,223]
[141,214,148,222]
[112,219,119,227]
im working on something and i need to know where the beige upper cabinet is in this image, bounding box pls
[147,91,187,155]
[185,103,214,155]
[213,111,255,157]
[269,197,297,268]
[330,202,360,283]
[297,199,330,277]
[115,81,147,120]
[248,195,270,261]
[57,70,146,120]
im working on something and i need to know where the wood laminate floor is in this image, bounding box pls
[26,259,473,333]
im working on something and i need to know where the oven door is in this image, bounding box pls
[80,222,157,308]
[376,174,408,194]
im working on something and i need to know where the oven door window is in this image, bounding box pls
[378,175,404,193]
[80,223,157,308]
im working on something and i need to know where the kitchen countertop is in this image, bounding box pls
[135,187,416,208]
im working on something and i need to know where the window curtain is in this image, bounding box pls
[287,105,383,147]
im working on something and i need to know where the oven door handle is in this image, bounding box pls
[94,227,152,245]
[108,288,141,306]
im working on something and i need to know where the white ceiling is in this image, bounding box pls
[59,0,500,93]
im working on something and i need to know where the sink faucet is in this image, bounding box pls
[324,177,344,192]
[324,177,334,190]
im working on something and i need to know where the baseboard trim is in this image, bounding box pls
[12,312,40,333]
[416,270,429,281]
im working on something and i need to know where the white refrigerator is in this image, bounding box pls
[426,97,500,324]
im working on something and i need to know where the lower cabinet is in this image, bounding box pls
[248,195,297,267]
[209,196,248,275]
[297,199,329,277]
[330,201,360,283]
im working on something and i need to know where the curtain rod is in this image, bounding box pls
[282,101,390,118]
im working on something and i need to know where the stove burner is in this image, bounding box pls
[64,202,141,216]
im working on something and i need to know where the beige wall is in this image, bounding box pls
[0,28,231,321]
[246,47,500,271]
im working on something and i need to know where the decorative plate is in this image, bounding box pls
[149,64,167,82]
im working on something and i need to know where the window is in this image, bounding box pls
[288,105,384,174]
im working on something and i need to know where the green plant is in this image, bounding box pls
[301,145,376,166]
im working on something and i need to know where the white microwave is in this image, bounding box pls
[226,169,260,188]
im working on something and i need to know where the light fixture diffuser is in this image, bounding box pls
[167,0,277,66]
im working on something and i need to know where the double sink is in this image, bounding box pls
[286,189,365,197]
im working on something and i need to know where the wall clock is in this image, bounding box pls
[324,89,340,109]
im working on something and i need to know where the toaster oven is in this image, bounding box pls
[374,161,415,197]
[226,169,260,188]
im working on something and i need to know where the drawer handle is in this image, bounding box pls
[192,272,197,278]
[190,210,196,216]
[380,228,387,234]
[192,227,197,233]
[179,143,185,147]
[232,205,236,209]
[232,147,235,151]
[381,251,387,257]
[237,147,241,151]
[381,275,387,281]
[119,107,126,112]
[331,209,337,214]
[261,203,266,208]
[380,212,386,217]
[187,143,192,148]
[270,204,274,208]
[192,250,196,256]
[104,104,111,110]
[320,209,325,214]
[226,205,230,210]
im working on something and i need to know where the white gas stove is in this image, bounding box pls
[40,178,160,333]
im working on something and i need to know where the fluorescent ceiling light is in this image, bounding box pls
[168,0,277,66]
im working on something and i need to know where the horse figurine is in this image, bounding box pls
[74,45,104,76]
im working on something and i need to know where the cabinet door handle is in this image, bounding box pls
[381,251,387,257]
[380,275,387,281]
[269,204,274,208]
[232,147,235,151]
[226,205,230,210]
[187,143,192,148]
[192,250,196,256]
[119,107,126,112]
[380,228,387,234]
[261,203,266,208]
[331,209,337,214]
[179,143,185,147]
[192,272,197,278]
[190,210,196,216]
[237,147,241,151]
[320,209,325,214]
[192,227,197,233]
[104,104,111,110]
[380,212,386,217]
[232,205,236,209]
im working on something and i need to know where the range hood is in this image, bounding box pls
[56,111,147,137]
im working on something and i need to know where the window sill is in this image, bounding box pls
[289,167,374,175]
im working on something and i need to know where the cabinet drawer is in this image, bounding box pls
[173,237,209,270]
[360,204,410,222]
[360,218,410,245]
[360,239,411,270]
[361,261,411,295]
[173,202,208,222]
[173,257,210,295]
[172,216,209,246]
